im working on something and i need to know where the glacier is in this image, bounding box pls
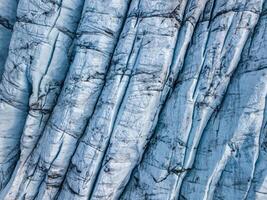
[0,0,266,199]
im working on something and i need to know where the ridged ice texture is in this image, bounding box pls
[0,0,266,200]
[0,0,86,193]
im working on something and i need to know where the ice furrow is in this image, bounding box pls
[121,0,265,199]
[0,0,86,196]
[0,1,132,200]
[84,0,189,199]
[180,2,267,199]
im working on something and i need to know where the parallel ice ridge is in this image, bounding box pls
[0,0,266,200]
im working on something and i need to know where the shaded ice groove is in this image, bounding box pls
[0,0,19,78]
